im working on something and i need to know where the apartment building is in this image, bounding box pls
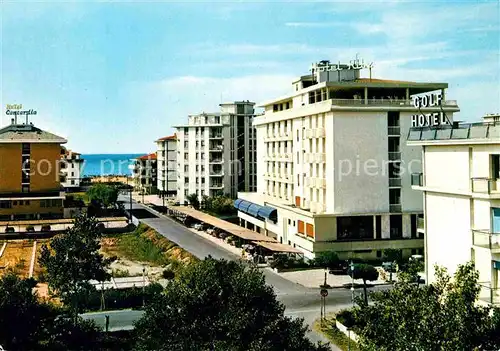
[132,153,157,195]
[0,120,67,220]
[408,116,500,305]
[60,147,84,190]
[174,101,257,204]
[236,59,460,260]
[156,134,177,199]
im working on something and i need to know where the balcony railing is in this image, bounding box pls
[209,134,223,139]
[209,172,224,177]
[471,178,500,194]
[330,98,458,107]
[411,173,424,186]
[388,152,401,161]
[209,159,224,164]
[209,183,224,189]
[389,204,402,213]
[388,126,401,136]
[472,230,500,250]
[408,121,500,142]
[389,177,402,187]
[478,282,500,305]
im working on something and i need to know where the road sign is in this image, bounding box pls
[320,289,328,297]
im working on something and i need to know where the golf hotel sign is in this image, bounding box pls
[410,93,448,128]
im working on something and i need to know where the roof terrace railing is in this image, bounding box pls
[330,99,458,107]
[408,122,500,142]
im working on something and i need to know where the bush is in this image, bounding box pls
[25,225,35,232]
[77,283,164,312]
[336,309,356,328]
[162,269,175,280]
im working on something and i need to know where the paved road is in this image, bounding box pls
[116,196,390,349]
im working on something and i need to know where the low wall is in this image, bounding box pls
[336,320,358,342]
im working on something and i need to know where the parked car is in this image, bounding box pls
[25,226,35,233]
[5,227,14,233]
[331,258,363,275]
[382,261,397,273]
[193,223,204,231]
[41,225,51,232]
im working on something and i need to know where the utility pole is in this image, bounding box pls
[142,266,146,308]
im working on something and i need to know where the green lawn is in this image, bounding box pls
[102,223,197,271]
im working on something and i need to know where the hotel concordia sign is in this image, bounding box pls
[5,104,37,117]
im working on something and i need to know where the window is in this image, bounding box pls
[184,177,189,184]
[298,220,305,234]
[492,154,500,179]
[288,219,291,225]
[184,141,188,148]
[306,223,314,238]
[22,143,30,154]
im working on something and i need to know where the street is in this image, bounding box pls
[100,195,391,348]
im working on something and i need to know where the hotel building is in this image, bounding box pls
[60,147,84,190]
[408,114,500,305]
[132,153,158,195]
[236,60,459,260]
[0,120,66,220]
[174,101,257,204]
[156,134,177,199]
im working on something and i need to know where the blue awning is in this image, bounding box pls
[234,199,277,222]
[257,206,278,222]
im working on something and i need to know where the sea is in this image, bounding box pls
[81,154,143,177]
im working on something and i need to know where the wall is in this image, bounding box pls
[30,143,62,192]
[425,192,471,283]
[424,145,470,192]
[0,144,22,193]
[332,111,389,214]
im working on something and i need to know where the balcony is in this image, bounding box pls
[411,173,424,186]
[314,128,326,138]
[209,134,223,139]
[388,151,401,161]
[478,282,500,305]
[209,159,224,164]
[388,126,401,136]
[389,204,402,213]
[209,171,224,177]
[471,178,500,196]
[417,217,424,231]
[209,183,224,189]
[472,230,500,252]
[389,177,402,187]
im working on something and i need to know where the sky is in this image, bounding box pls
[1,0,499,154]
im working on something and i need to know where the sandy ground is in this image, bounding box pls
[0,239,46,279]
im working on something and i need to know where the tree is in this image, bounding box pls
[39,214,112,320]
[134,258,329,351]
[382,248,402,282]
[347,263,379,305]
[86,184,119,209]
[350,262,500,351]
[0,273,102,351]
[314,251,340,269]
[186,193,200,209]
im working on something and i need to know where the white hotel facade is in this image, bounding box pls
[236,61,460,260]
[175,101,257,204]
[409,114,500,305]
[156,134,177,199]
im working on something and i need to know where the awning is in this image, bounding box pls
[252,240,303,254]
[234,199,277,222]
